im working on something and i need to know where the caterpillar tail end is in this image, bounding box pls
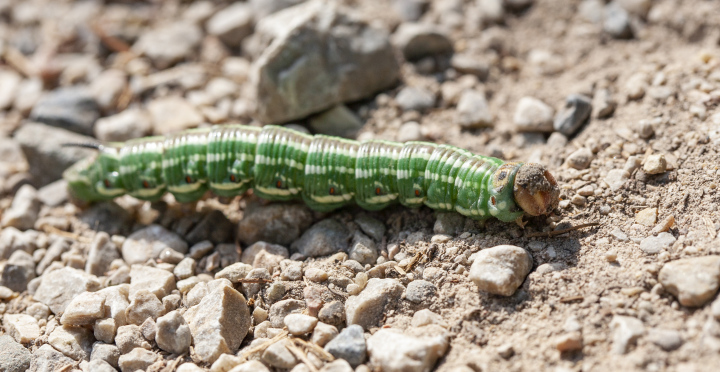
[513,163,560,217]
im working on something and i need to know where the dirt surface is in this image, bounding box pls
[1,0,720,371]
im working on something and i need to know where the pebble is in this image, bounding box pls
[241,241,289,269]
[88,359,117,372]
[324,324,367,367]
[309,105,364,139]
[514,97,555,132]
[366,328,448,372]
[238,204,313,246]
[592,88,616,118]
[253,1,399,123]
[469,245,533,296]
[118,348,159,372]
[554,94,592,136]
[29,87,100,136]
[395,86,436,111]
[450,54,489,80]
[604,2,633,39]
[456,90,493,128]
[206,2,254,47]
[215,262,253,283]
[189,240,215,260]
[411,309,445,328]
[646,328,683,351]
[33,267,101,315]
[305,267,329,282]
[13,78,42,115]
[262,339,299,369]
[405,279,437,304]
[345,278,404,329]
[1,185,40,231]
[638,232,675,255]
[659,255,720,307]
[349,231,378,266]
[178,363,207,372]
[94,108,152,143]
[78,202,133,236]
[48,325,94,360]
[392,22,453,60]
[147,96,204,135]
[91,343,120,368]
[86,232,121,277]
[184,283,251,363]
[625,73,648,100]
[651,215,675,235]
[604,169,630,191]
[126,289,166,325]
[132,22,203,68]
[155,310,192,355]
[566,147,594,170]
[129,264,176,300]
[210,354,242,372]
[27,344,73,372]
[397,121,423,142]
[610,316,644,354]
[241,268,271,298]
[291,219,349,257]
[174,258,197,280]
[89,69,127,112]
[555,332,583,352]
[3,314,40,344]
[115,325,151,354]
[643,154,667,174]
[269,299,306,328]
[284,313,319,336]
[60,291,105,326]
[230,360,271,372]
[0,69,21,110]
[631,207,656,228]
[122,224,188,265]
[318,300,345,327]
[1,250,35,292]
[311,322,338,347]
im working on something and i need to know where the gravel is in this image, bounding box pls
[469,245,533,296]
[324,325,367,367]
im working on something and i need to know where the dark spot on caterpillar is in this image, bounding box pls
[104,179,111,188]
[498,171,507,181]
[415,189,420,197]
[185,175,193,184]
[276,180,283,189]
[375,187,381,195]
[329,187,335,195]
[142,180,150,189]
[229,174,236,182]
[491,196,497,206]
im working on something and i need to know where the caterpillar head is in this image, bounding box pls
[512,163,560,216]
[63,145,126,202]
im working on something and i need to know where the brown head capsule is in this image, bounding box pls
[513,163,560,216]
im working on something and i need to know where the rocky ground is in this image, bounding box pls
[1,0,720,371]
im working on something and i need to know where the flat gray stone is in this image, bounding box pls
[122,224,188,265]
[324,324,366,367]
[345,278,404,329]
[469,245,532,296]
[659,255,720,307]
[291,219,350,257]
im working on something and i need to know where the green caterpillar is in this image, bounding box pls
[64,125,559,223]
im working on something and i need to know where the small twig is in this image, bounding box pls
[41,225,93,244]
[293,338,335,362]
[560,296,584,303]
[238,330,288,361]
[90,22,132,52]
[286,341,319,372]
[525,222,600,238]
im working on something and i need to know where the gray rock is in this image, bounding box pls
[349,231,377,266]
[284,313,318,335]
[241,241,289,269]
[604,2,633,39]
[396,86,436,112]
[1,184,40,230]
[639,232,675,254]
[565,147,594,170]
[147,96,204,135]
[86,232,121,276]
[366,328,448,372]
[647,328,682,351]
[405,279,437,304]
[433,212,465,235]
[610,316,644,354]
[37,179,69,207]
[129,264,176,300]
[392,23,453,61]
[122,224,188,265]
[28,344,74,372]
[206,2,255,47]
[118,348,159,372]
[238,203,314,246]
[345,278,404,329]
[184,284,251,363]
[0,228,35,261]
[392,0,429,22]
[1,250,35,292]
[126,289,166,325]
[174,257,197,280]
[578,0,604,23]
[262,339,299,369]
[48,325,94,360]
[513,97,554,132]
[89,69,127,112]
[94,108,152,143]
[469,245,532,296]
[115,325,151,354]
[397,121,423,142]
[60,291,105,326]
[34,267,101,315]
[450,54,489,80]
[269,299,306,328]
[311,321,339,347]
[592,88,616,118]
[252,0,400,123]
[553,94,592,136]
[185,210,235,245]
[309,105,364,139]
[355,215,386,241]
[291,219,349,257]
[78,202,133,236]
[35,238,69,275]
[659,256,720,307]
[241,268,271,298]
[133,22,203,68]
[156,310,192,355]
[318,300,345,327]
[456,90,493,128]
[324,324,367,367]
[215,262,253,284]
[91,343,120,368]
[29,87,100,136]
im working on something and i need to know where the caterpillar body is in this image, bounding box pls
[64,125,560,222]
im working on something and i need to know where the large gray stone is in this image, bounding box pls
[659,256,720,307]
[0,335,31,372]
[251,0,400,123]
[291,219,350,257]
[33,267,101,315]
[469,245,532,296]
[345,278,404,329]
[29,87,100,136]
[238,203,314,246]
